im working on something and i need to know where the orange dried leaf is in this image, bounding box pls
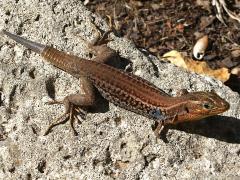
[176,24,184,33]
[162,50,230,82]
[166,20,172,29]
[163,50,187,68]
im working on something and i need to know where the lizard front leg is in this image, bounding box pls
[44,77,95,135]
[154,113,178,137]
[87,31,117,64]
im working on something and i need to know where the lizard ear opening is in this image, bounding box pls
[184,106,189,113]
[177,89,189,96]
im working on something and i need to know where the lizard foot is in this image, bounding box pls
[154,121,165,137]
[44,101,87,136]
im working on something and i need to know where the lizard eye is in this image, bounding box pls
[203,102,213,110]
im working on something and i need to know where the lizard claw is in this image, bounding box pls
[44,104,86,136]
[154,121,165,137]
[75,107,87,121]
[44,112,69,136]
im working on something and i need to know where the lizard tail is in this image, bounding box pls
[2,30,45,54]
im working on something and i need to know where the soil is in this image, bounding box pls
[86,0,240,93]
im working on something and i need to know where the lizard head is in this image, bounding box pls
[176,90,230,123]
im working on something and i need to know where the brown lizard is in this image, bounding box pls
[2,30,230,136]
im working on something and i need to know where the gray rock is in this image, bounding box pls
[0,0,239,179]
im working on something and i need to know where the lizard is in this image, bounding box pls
[1,29,230,136]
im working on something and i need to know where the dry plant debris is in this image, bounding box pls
[87,0,240,92]
[163,50,230,82]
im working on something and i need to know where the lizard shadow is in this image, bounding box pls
[105,55,132,71]
[89,89,109,113]
[161,115,240,144]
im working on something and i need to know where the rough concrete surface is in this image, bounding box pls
[0,0,240,179]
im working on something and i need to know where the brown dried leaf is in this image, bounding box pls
[196,0,211,12]
[200,16,215,30]
[163,50,230,82]
[231,49,240,58]
[176,24,184,33]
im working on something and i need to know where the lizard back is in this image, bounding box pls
[42,46,173,120]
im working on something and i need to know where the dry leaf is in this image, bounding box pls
[231,49,240,58]
[196,0,211,12]
[162,50,230,82]
[163,50,188,68]
[199,16,215,30]
[176,24,184,33]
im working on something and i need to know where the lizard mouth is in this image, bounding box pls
[215,101,230,114]
[209,103,230,115]
[191,102,230,120]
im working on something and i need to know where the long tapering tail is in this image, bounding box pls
[2,30,46,54]
[1,30,86,75]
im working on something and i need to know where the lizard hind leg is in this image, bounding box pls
[43,110,69,136]
[44,77,95,136]
[44,94,93,136]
